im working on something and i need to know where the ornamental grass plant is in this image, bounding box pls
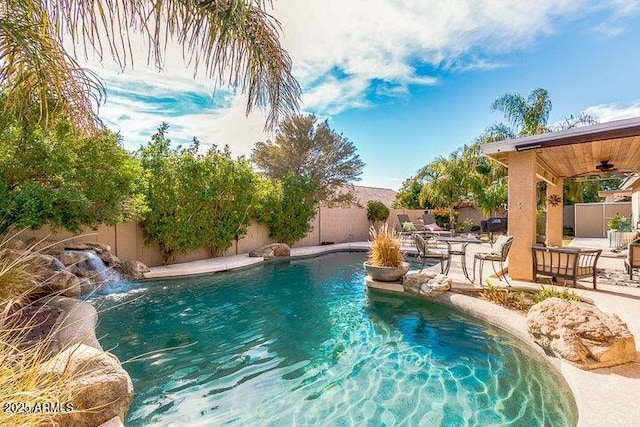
[367,223,404,267]
[0,312,77,426]
[0,235,91,426]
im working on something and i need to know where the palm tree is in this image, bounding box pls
[463,142,507,217]
[0,0,300,132]
[491,88,552,136]
[418,150,474,231]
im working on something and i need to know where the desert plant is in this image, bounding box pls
[532,286,581,303]
[0,250,38,304]
[366,200,389,224]
[0,241,74,425]
[480,281,533,312]
[367,224,404,267]
[0,315,77,426]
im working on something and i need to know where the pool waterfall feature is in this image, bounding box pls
[90,252,578,426]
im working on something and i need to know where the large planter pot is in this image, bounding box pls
[608,230,637,249]
[363,261,410,282]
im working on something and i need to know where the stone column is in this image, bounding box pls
[507,151,538,281]
[545,177,564,247]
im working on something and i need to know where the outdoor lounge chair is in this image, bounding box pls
[472,235,514,286]
[396,214,419,232]
[625,240,640,280]
[413,234,450,274]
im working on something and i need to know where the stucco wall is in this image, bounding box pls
[11,206,484,267]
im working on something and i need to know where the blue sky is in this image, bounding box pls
[84,0,640,190]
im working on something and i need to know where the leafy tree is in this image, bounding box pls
[465,141,508,216]
[393,178,425,209]
[563,178,621,204]
[0,111,145,233]
[139,124,256,263]
[418,150,474,231]
[366,200,390,225]
[0,0,299,131]
[251,114,365,205]
[252,174,318,245]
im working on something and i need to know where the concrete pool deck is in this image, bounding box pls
[144,241,640,427]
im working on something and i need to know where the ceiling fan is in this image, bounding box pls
[595,160,616,172]
[572,160,635,181]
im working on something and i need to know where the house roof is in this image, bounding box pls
[482,116,640,183]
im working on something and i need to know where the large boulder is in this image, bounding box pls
[39,343,133,426]
[249,243,291,259]
[402,271,452,297]
[45,270,82,297]
[3,250,80,297]
[527,298,636,369]
[117,260,150,281]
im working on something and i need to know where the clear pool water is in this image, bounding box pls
[92,252,577,426]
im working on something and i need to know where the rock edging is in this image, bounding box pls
[45,296,133,427]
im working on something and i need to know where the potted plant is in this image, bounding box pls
[607,213,636,249]
[364,223,410,282]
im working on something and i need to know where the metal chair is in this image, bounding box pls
[472,235,514,286]
[625,241,640,279]
[413,234,451,274]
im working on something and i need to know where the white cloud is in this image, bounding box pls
[585,103,640,123]
[77,0,638,157]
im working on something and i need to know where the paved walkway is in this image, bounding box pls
[145,240,640,427]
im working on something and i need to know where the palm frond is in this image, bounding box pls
[0,1,105,131]
[44,0,300,130]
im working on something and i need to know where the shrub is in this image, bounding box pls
[0,117,145,233]
[433,208,452,228]
[139,124,256,263]
[0,243,75,426]
[367,224,404,267]
[608,213,632,232]
[0,311,77,426]
[0,249,38,304]
[252,174,318,245]
[455,218,474,233]
[366,200,389,223]
[480,281,533,312]
[532,285,580,303]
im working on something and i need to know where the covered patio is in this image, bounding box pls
[482,116,640,281]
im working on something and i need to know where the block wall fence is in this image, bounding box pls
[12,206,484,267]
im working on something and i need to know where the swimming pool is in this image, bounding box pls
[92,252,577,426]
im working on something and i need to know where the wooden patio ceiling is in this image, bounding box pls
[481,117,640,183]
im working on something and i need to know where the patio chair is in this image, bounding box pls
[413,234,451,274]
[396,214,419,231]
[395,214,421,244]
[472,235,514,286]
[625,240,640,279]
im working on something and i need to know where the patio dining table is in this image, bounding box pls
[435,235,483,281]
